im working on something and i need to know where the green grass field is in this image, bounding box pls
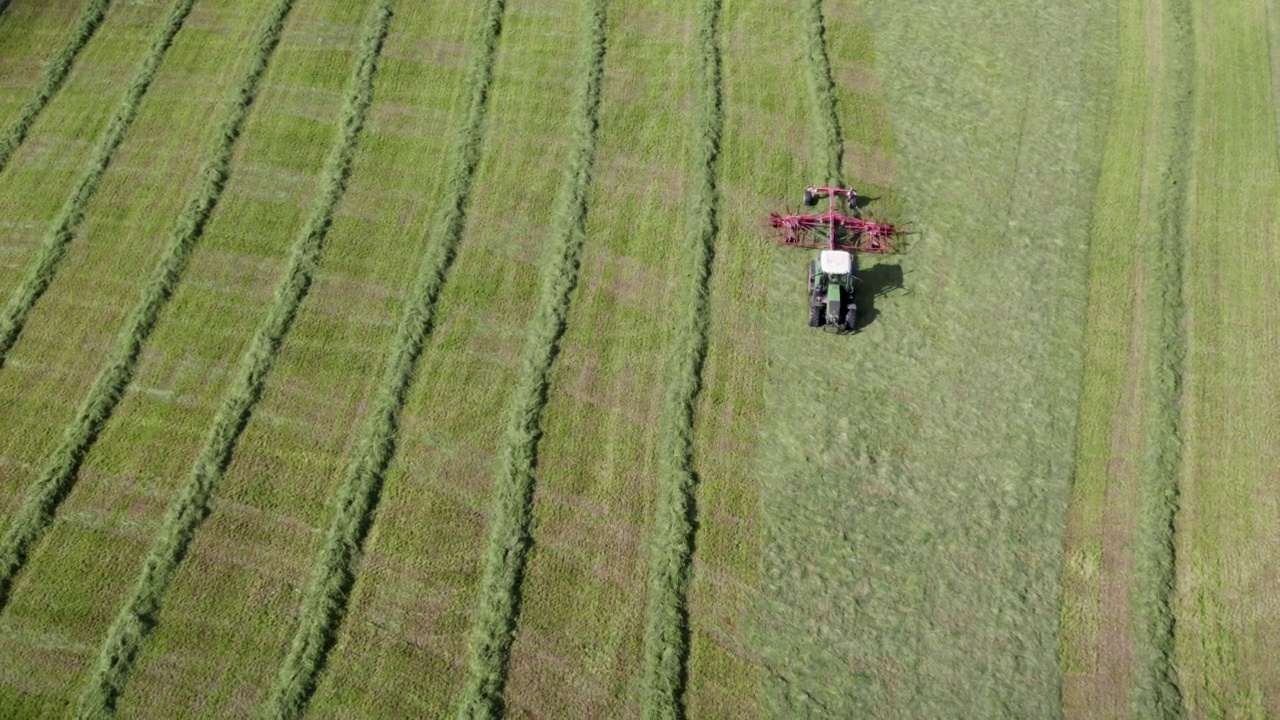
[0,0,1277,716]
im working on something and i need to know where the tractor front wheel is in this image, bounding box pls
[809,302,823,327]
[844,304,857,332]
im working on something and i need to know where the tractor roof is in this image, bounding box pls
[820,250,852,275]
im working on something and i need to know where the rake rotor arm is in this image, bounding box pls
[765,210,900,252]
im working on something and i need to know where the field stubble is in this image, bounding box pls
[264,0,512,713]
[450,0,605,716]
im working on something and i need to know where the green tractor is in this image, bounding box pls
[808,250,858,331]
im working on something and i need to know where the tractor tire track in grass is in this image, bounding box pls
[67,0,396,715]
[0,0,197,365]
[263,1,505,715]
[639,0,722,717]
[0,0,113,174]
[456,1,608,715]
[799,0,843,186]
[0,0,204,608]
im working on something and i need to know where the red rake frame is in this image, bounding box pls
[766,186,899,253]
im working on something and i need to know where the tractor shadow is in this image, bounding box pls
[855,262,905,331]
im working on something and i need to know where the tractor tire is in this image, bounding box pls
[807,263,814,293]
[844,304,857,331]
[808,302,823,327]
[803,188,815,207]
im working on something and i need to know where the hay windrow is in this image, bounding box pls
[799,0,843,187]
[639,0,722,716]
[1130,0,1192,712]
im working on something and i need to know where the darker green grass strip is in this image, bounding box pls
[639,0,722,717]
[1131,0,1192,713]
[0,0,113,173]
[456,1,607,717]
[0,0,196,364]
[263,1,505,717]
[0,0,202,610]
[799,0,844,186]
[68,1,392,717]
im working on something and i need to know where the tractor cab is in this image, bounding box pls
[808,250,858,331]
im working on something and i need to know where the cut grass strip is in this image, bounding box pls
[1058,0,1190,713]
[263,1,505,715]
[1056,0,1150,712]
[0,0,203,608]
[799,0,843,186]
[62,0,397,716]
[456,1,607,716]
[1174,0,1280,713]
[0,0,113,174]
[639,1,721,717]
[0,0,196,364]
[1130,0,1191,713]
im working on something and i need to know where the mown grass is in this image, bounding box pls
[104,0,471,713]
[0,0,113,174]
[1175,0,1280,714]
[0,1,172,311]
[0,0,259,610]
[456,1,606,716]
[263,0,504,715]
[1057,0,1162,714]
[0,0,197,364]
[638,0,721,716]
[1059,0,1194,712]
[0,0,280,710]
[681,0,814,712]
[492,1,693,715]
[753,0,1112,714]
[0,0,91,130]
[70,0,389,714]
[0,0,262,610]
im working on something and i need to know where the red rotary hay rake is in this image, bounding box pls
[766,186,899,253]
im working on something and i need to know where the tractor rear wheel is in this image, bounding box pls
[809,302,823,327]
[807,263,814,293]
